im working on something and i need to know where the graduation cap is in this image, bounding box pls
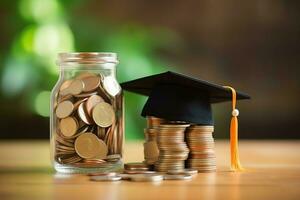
[121,71,250,171]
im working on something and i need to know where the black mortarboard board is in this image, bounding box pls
[121,71,250,125]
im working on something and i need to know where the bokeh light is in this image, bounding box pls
[1,58,31,97]
[19,0,62,22]
[20,26,36,53]
[33,24,74,58]
[34,90,51,117]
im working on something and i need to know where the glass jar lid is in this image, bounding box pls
[57,52,118,65]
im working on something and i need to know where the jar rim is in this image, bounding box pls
[57,52,118,65]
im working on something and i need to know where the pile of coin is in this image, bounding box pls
[155,124,190,172]
[143,117,163,165]
[53,72,123,168]
[141,116,217,173]
[186,125,216,172]
[89,162,196,182]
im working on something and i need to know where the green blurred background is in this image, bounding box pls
[0,0,299,140]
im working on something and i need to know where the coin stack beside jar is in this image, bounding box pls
[185,125,216,172]
[155,124,190,172]
[143,117,164,165]
[53,72,123,170]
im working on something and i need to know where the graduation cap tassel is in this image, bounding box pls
[223,86,244,171]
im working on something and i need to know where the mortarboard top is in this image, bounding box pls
[121,71,250,125]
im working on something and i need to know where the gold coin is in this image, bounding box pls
[73,98,88,109]
[159,124,190,128]
[59,117,78,137]
[59,79,83,96]
[146,116,165,128]
[55,101,74,118]
[56,142,75,149]
[98,85,111,103]
[56,144,75,152]
[83,158,106,164]
[144,141,159,160]
[68,79,84,95]
[86,95,104,116]
[129,174,163,182]
[74,91,98,98]
[74,161,106,168]
[92,102,115,127]
[55,134,74,147]
[77,102,93,125]
[93,139,108,159]
[106,154,121,161]
[75,133,106,159]
[97,126,106,140]
[57,94,73,103]
[124,162,151,171]
[81,75,101,92]
[58,154,82,164]
[67,125,89,139]
[59,79,73,92]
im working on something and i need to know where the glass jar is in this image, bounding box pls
[50,52,124,173]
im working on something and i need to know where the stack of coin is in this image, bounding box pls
[143,116,164,165]
[146,116,166,128]
[155,124,190,172]
[53,72,123,168]
[185,125,216,172]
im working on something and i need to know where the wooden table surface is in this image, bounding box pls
[0,140,299,200]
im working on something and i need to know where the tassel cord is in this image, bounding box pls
[223,86,244,171]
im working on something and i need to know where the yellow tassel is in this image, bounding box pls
[223,86,244,171]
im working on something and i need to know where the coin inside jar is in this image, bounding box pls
[59,79,73,92]
[55,100,74,119]
[74,91,98,98]
[75,133,108,159]
[58,94,73,103]
[52,53,124,168]
[78,102,93,125]
[103,76,121,96]
[59,117,78,137]
[93,139,109,159]
[74,98,88,109]
[68,79,85,95]
[92,102,115,127]
[81,75,101,92]
[85,95,104,116]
